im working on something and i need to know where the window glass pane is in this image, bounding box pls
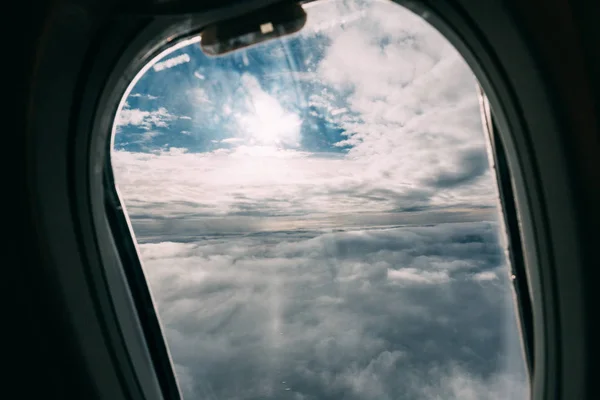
[112,0,529,398]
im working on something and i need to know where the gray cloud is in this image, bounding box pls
[425,149,490,189]
[130,206,499,242]
[139,222,527,400]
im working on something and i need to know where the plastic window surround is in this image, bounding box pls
[84,1,555,399]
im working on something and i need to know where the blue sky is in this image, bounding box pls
[112,0,528,398]
[116,30,351,154]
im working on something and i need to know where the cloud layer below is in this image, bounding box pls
[140,223,527,400]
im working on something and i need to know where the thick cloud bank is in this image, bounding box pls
[137,222,527,400]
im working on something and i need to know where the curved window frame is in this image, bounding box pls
[69,0,579,399]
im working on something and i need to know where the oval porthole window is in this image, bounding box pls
[111,0,530,398]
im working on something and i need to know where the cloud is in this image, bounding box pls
[310,3,489,193]
[111,146,496,223]
[425,149,490,189]
[130,93,159,100]
[112,0,497,223]
[387,267,450,284]
[153,53,191,72]
[137,222,527,400]
[220,137,245,144]
[473,270,499,282]
[115,106,177,130]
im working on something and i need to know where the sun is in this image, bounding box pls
[238,89,302,148]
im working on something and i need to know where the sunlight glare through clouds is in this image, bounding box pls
[236,75,302,148]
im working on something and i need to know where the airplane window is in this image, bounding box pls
[111,0,529,398]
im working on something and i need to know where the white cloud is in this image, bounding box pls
[153,53,191,72]
[115,106,176,130]
[387,267,450,284]
[111,144,495,223]
[311,1,489,196]
[473,270,499,282]
[220,137,245,144]
[115,108,149,126]
[130,93,158,100]
[331,107,347,116]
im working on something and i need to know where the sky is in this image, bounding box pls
[112,0,529,398]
